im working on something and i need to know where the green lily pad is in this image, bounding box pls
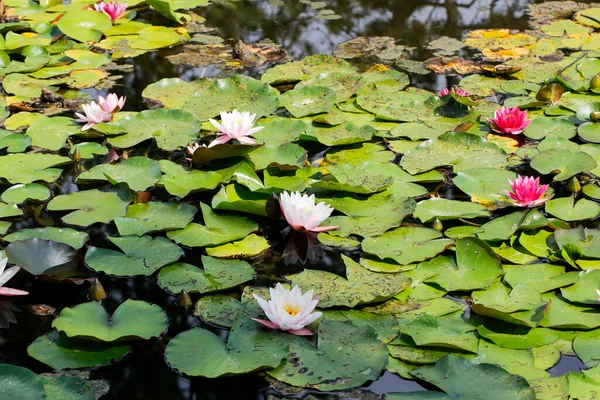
[183,75,279,120]
[70,142,109,159]
[357,87,437,122]
[290,255,409,308]
[472,281,541,313]
[296,72,364,102]
[193,294,249,327]
[165,313,289,377]
[0,130,31,153]
[0,363,46,399]
[4,227,89,250]
[27,330,131,370]
[77,157,161,191]
[362,227,454,265]
[204,234,269,258]
[504,264,579,293]
[100,109,200,151]
[531,148,597,181]
[312,162,393,194]
[268,319,388,391]
[419,238,503,291]
[115,202,196,236]
[0,202,22,218]
[477,211,528,241]
[311,121,375,146]
[545,197,600,221]
[561,270,600,305]
[167,203,257,247]
[579,122,600,143]
[158,160,230,198]
[84,235,183,276]
[1,183,50,204]
[542,20,591,37]
[401,132,508,174]
[414,198,490,223]
[523,117,576,140]
[280,86,336,117]
[47,190,129,227]
[142,78,207,109]
[247,143,307,170]
[26,117,82,151]
[6,238,78,277]
[573,330,600,367]
[212,184,269,217]
[453,168,516,208]
[157,256,255,294]
[0,154,70,184]
[57,10,112,42]
[554,227,600,259]
[40,375,94,400]
[540,292,600,329]
[261,54,356,85]
[477,325,559,350]
[402,312,478,353]
[52,300,167,341]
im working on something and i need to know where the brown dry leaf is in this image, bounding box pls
[425,57,481,75]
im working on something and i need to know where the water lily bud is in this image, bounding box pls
[72,147,81,162]
[591,74,600,91]
[591,111,600,123]
[176,290,192,308]
[432,217,443,231]
[566,177,581,193]
[89,278,106,301]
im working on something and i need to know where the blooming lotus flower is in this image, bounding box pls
[0,255,28,297]
[98,93,126,114]
[506,175,549,207]
[94,0,127,21]
[208,110,264,148]
[280,191,339,233]
[438,88,450,96]
[75,102,113,131]
[252,283,322,336]
[489,106,532,135]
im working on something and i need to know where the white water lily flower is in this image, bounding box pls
[98,93,126,114]
[0,254,28,296]
[75,101,113,131]
[252,283,322,336]
[208,110,264,147]
[186,142,207,156]
[279,191,339,232]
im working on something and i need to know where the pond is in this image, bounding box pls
[0,0,600,399]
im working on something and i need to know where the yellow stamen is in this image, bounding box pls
[283,304,300,316]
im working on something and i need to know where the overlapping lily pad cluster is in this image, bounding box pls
[0,1,600,399]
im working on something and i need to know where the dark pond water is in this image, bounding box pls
[2,0,598,399]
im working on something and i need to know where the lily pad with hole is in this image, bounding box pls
[47,190,129,227]
[115,202,196,236]
[52,300,168,341]
[84,235,183,277]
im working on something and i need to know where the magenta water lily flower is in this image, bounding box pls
[98,93,126,114]
[438,88,450,96]
[280,191,339,233]
[208,110,264,148]
[75,102,113,131]
[0,255,28,297]
[252,283,322,336]
[489,106,532,135]
[94,0,127,21]
[453,87,471,96]
[506,175,549,207]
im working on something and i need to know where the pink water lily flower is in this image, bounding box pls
[98,93,126,114]
[506,175,549,207]
[438,88,450,96]
[597,289,600,302]
[453,87,471,96]
[94,0,127,21]
[75,102,113,131]
[280,191,339,233]
[489,106,532,135]
[0,255,28,297]
[252,283,322,336]
[208,110,264,148]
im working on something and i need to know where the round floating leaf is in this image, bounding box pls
[70,142,108,159]
[523,117,576,140]
[6,238,77,276]
[401,313,478,353]
[453,168,516,208]
[167,203,257,247]
[47,190,129,227]
[158,256,255,294]
[561,269,600,305]
[158,160,230,197]
[362,227,454,265]
[573,330,600,367]
[41,375,94,400]
[477,211,528,241]
[268,319,388,391]
[0,130,31,153]
[1,183,50,204]
[504,264,578,294]
[472,281,541,313]
[545,197,600,221]
[205,234,269,258]
[85,236,183,277]
[387,355,536,400]
[77,157,161,191]
[261,54,356,85]
[115,202,196,236]
[414,198,490,223]
[291,255,409,308]
[27,330,131,370]
[53,300,167,341]
[280,86,336,117]
[0,363,45,399]
[312,121,375,146]
[26,117,81,151]
[477,325,559,350]
[166,313,289,377]
[531,148,597,181]
[4,227,89,250]
[357,87,437,122]
[0,154,70,184]
[540,292,600,329]
[193,294,252,327]
[296,72,364,102]
[183,75,279,121]
[57,10,112,42]
[421,244,501,293]
[401,132,508,174]
[578,122,600,143]
[142,78,207,109]
[102,110,200,151]
[246,142,307,170]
